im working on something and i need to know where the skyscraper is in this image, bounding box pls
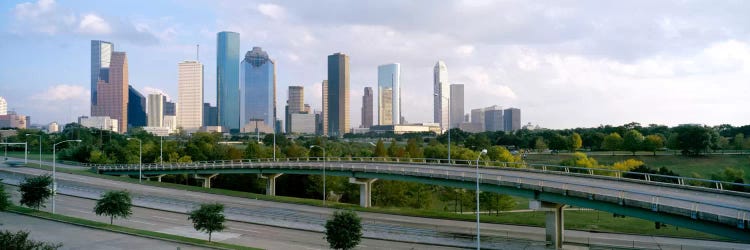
[503,108,521,132]
[216,31,240,131]
[0,96,6,115]
[484,106,504,132]
[177,60,204,132]
[361,87,373,128]
[93,51,128,133]
[321,80,328,135]
[203,103,218,126]
[450,84,464,129]
[240,47,276,129]
[433,61,449,131]
[377,63,401,125]
[127,85,147,128]
[147,93,164,127]
[327,53,350,137]
[91,40,113,111]
[285,86,304,133]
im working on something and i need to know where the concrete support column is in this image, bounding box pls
[530,200,564,249]
[260,173,284,196]
[194,174,219,188]
[146,174,166,182]
[349,178,378,207]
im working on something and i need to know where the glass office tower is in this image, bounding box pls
[91,40,113,110]
[327,53,350,137]
[377,63,400,125]
[240,47,276,129]
[216,31,240,130]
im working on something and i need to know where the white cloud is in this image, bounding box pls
[12,0,75,34]
[455,45,475,57]
[32,84,88,102]
[258,3,287,20]
[77,14,112,35]
[141,87,172,102]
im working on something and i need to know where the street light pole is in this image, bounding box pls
[26,134,42,166]
[309,145,326,206]
[476,149,487,250]
[127,138,142,183]
[160,136,163,165]
[52,139,81,214]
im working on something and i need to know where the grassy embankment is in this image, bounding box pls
[6,205,261,250]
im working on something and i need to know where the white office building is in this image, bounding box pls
[147,93,164,127]
[433,61,449,131]
[177,61,204,132]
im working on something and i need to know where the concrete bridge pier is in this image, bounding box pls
[260,173,284,196]
[349,178,378,207]
[530,200,564,249]
[194,174,218,188]
[145,174,166,182]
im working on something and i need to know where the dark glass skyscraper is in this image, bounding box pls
[327,53,350,136]
[240,47,276,129]
[216,31,240,131]
[127,85,147,128]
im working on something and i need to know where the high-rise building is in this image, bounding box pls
[147,93,164,127]
[327,53,350,137]
[0,96,7,115]
[163,97,176,116]
[450,84,464,129]
[433,61,449,131]
[47,122,59,133]
[216,31,240,130]
[361,87,373,128]
[285,86,304,133]
[92,51,128,133]
[240,47,276,130]
[0,111,27,129]
[78,116,118,132]
[377,63,400,125]
[484,106,504,132]
[127,85,147,128]
[503,108,521,132]
[177,60,204,132]
[203,103,219,126]
[321,80,328,135]
[91,40,113,110]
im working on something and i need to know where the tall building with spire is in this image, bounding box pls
[240,47,276,130]
[327,53,350,137]
[92,51,128,133]
[377,63,401,125]
[433,61,449,131]
[361,87,373,128]
[216,31,240,131]
[177,60,204,132]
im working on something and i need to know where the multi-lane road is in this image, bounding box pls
[2,160,749,249]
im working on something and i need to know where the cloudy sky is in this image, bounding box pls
[1,0,749,129]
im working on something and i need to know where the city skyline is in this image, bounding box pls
[2,0,750,129]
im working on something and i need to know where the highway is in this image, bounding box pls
[3,162,750,249]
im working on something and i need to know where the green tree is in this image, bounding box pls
[19,175,53,210]
[188,203,226,242]
[0,230,62,250]
[94,190,133,225]
[601,132,624,152]
[405,138,423,158]
[734,133,746,150]
[479,193,516,215]
[622,130,644,155]
[486,146,518,163]
[533,137,548,152]
[374,139,387,157]
[569,133,583,151]
[0,180,10,211]
[548,134,568,151]
[642,134,664,155]
[387,139,399,157]
[672,125,712,156]
[244,141,267,159]
[325,210,363,250]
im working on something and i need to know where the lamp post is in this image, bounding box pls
[476,149,487,249]
[53,139,81,214]
[127,138,142,183]
[160,136,163,165]
[26,134,42,165]
[309,145,326,206]
[434,93,450,164]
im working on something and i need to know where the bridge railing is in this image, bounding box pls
[88,156,750,194]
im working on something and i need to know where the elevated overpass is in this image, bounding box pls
[90,157,750,247]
